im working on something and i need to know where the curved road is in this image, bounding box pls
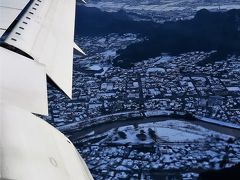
[69,116,240,141]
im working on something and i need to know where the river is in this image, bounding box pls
[69,116,240,141]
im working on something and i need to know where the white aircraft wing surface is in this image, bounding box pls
[0,0,30,37]
[0,103,93,180]
[0,0,94,179]
[0,47,48,115]
[5,0,77,98]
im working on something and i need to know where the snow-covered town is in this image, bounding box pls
[42,32,240,179]
[1,0,240,179]
[74,120,240,179]
[84,0,240,22]
[42,1,240,179]
[45,33,240,129]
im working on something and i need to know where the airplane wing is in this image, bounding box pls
[0,47,48,115]
[0,0,30,37]
[0,104,93,180]
[4,0,77,98]
[0,0,93,179]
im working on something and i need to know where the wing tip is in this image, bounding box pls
[74,42,87,56]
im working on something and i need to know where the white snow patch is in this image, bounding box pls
[112,120,232,144]
[89,65,102,71]
[147,67,166,73]
[226,87,240,92]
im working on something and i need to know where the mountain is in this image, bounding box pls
[75,5,158,36]
[75,6,240,68]
[114,9,240,67]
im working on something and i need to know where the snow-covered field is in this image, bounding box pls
[84,0,240,13]
[196,5,240,11]
[111,120,232,144]
[78,119,240,179]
